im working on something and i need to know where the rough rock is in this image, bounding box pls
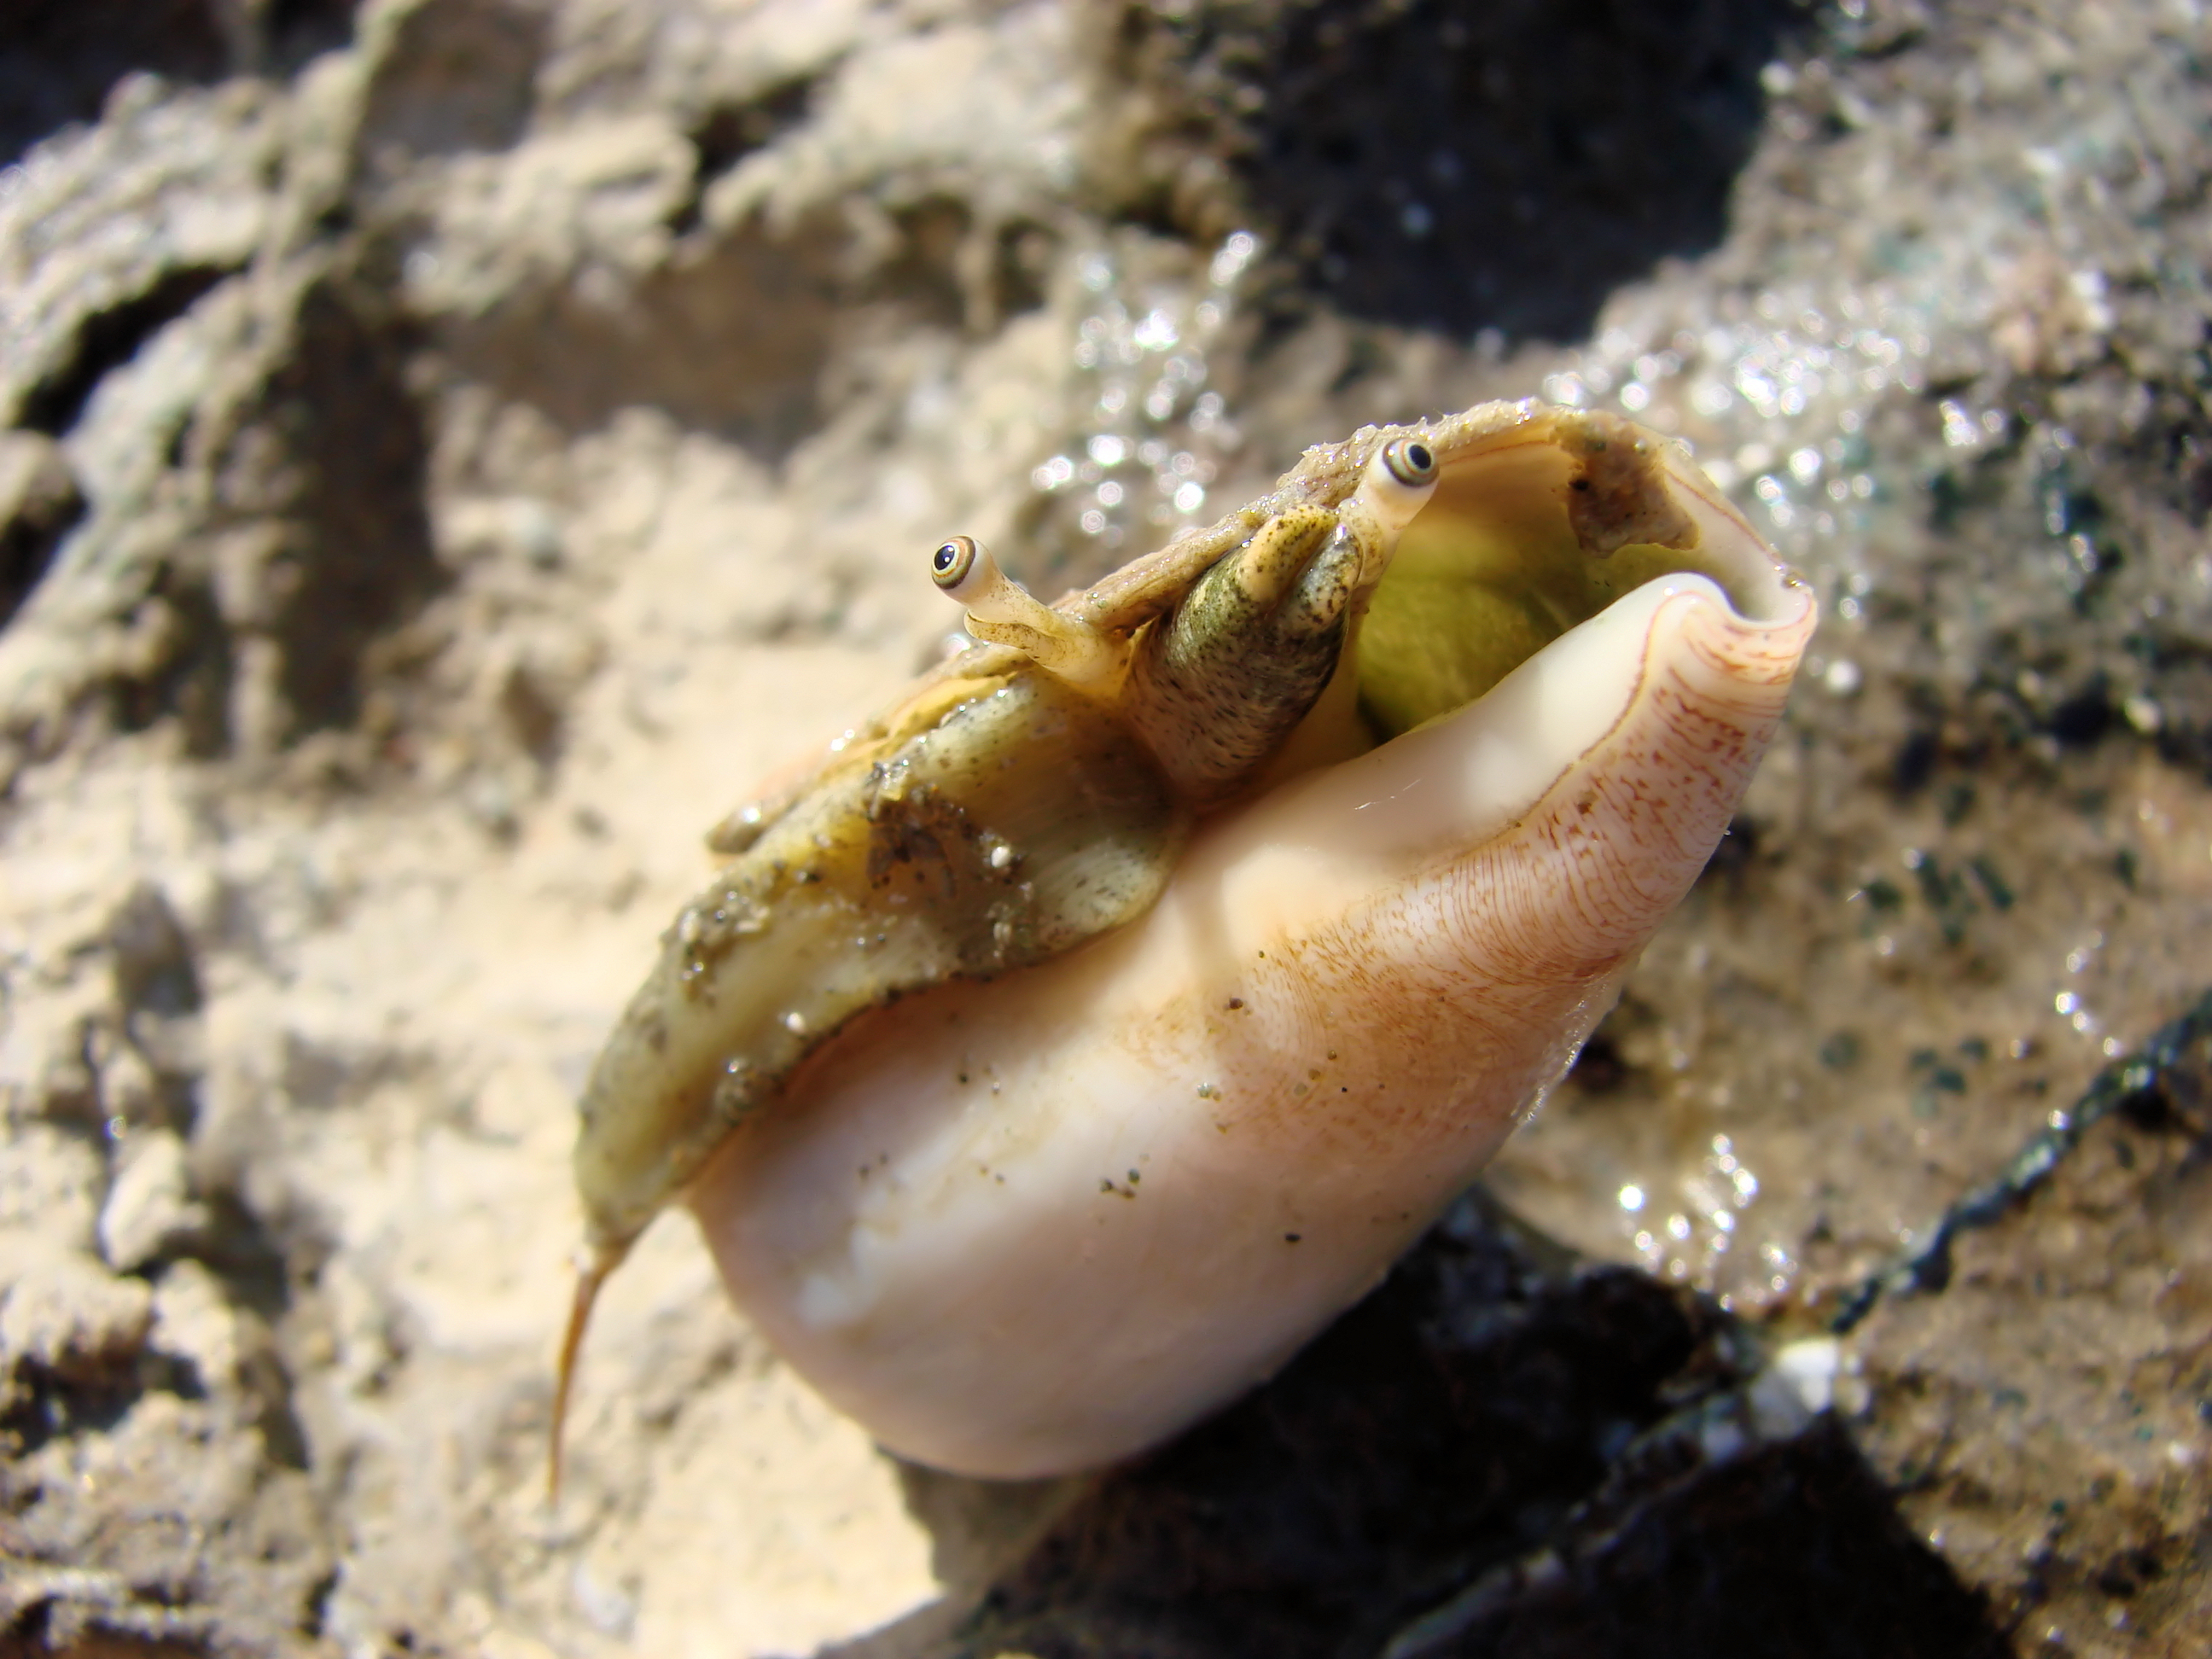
[0,432,82,627]
[0,1251,153,1396]
[97,1128,207,1273]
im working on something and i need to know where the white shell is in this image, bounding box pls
[685,435,1816,1478]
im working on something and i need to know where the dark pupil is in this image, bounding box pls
[934,544,958,571]
[1406,443,1432,472]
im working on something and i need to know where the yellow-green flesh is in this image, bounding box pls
[1358,443,1731,738]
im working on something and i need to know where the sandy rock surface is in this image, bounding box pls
[0,0,2208,1655]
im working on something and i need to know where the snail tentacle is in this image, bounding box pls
[933,536,1123,689]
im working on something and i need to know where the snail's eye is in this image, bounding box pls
[1382,437,1438,488]
[933,536,979,591]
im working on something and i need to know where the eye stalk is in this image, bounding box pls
[1382,437,1437,488]
[928,535,1123,689]
[932,536,981,592]
[931,534,1014,610]
[1348,431,1444,540]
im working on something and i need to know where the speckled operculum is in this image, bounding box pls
[686,412,1814,1478]
[573,671,1187,1256]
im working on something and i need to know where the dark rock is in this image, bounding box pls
[1101,0,1809,341]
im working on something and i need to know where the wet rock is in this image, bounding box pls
[1848,1049,2212,1651]
[1391,1420,2007,1659]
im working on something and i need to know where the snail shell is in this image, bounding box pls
[561,402,1815,1481]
